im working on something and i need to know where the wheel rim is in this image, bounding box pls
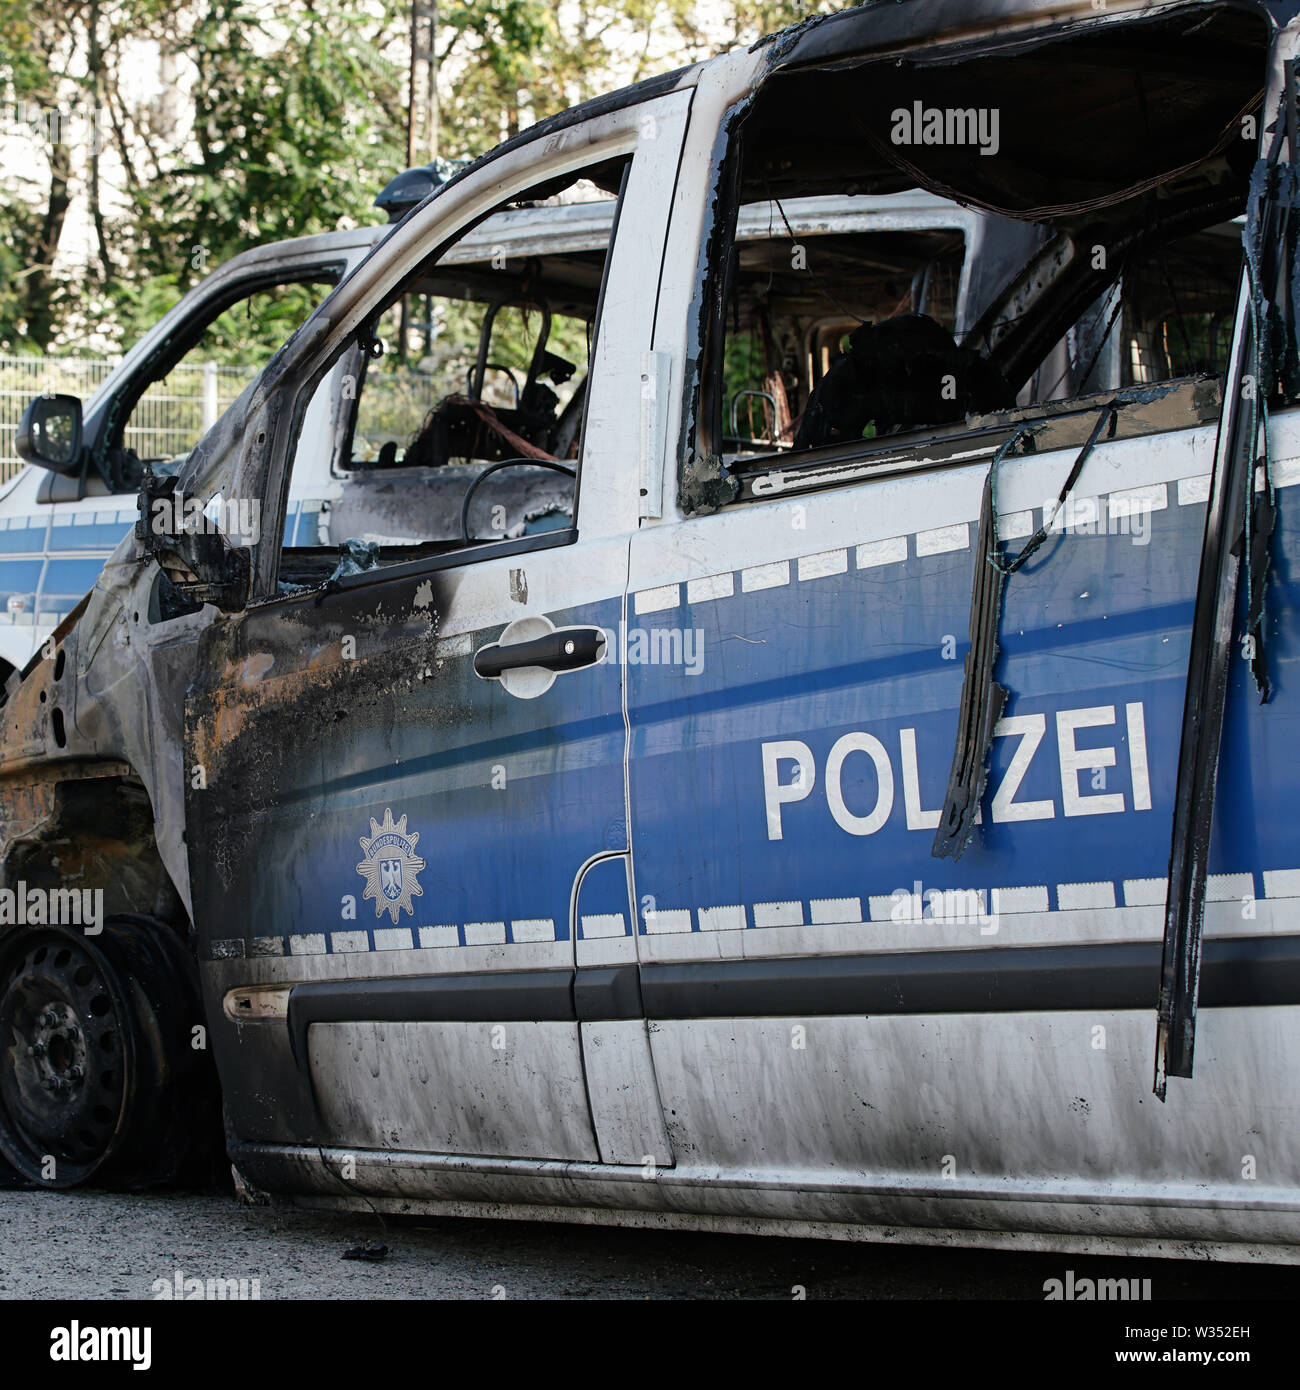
[0,929,130,1185]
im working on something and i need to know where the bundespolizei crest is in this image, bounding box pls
[355,808,426,923]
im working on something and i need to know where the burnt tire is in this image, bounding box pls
[0,915,218,1189]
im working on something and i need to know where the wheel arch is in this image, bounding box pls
[0,766,188,941]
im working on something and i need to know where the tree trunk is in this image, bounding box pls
[22,134,72,351]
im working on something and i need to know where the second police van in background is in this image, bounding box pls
[1,0,1298,1264]
[0,173,994,681]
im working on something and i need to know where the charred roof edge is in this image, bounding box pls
[767,0,1286,72]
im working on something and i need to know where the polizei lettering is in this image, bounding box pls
[761,702,1152,840]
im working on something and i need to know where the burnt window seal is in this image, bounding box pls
[291,526,578,600]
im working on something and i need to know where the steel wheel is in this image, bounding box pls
[0,917,216,1188]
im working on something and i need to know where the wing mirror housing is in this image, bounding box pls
[15,393,83,475]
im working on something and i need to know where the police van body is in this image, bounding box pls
[1,0,1298,1264]
[0,226,384,681]
[0,191,974,676]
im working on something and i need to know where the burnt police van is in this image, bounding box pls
[0,227,381,685]
[1,0,1297,1264]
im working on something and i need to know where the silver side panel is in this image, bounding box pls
[309,1021,600,1162]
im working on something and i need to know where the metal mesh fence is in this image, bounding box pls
[0,356,255,484]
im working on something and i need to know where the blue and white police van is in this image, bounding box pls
[1,0,1298,1265]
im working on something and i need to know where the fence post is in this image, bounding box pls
[202,360,219,432]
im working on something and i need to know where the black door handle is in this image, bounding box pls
[474,626,606,679]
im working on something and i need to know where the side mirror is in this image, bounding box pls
[15,393,83,475]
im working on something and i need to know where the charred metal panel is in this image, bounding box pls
[183,527,629,1155]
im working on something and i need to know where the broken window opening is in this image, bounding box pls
[99,270,342,495]
[275,163,629,592]
[690,3,1270,513]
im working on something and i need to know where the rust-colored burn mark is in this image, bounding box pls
[0,660,56,776]
[237,652,275,684]
[0,770,167,915]
[306,643,340,671]
[193,653,370,782]
[0,778,60,851]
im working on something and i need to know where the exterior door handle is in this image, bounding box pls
[474,625,606,679]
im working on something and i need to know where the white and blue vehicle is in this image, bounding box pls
[1,0,1298,1264]
[0,225,382,682]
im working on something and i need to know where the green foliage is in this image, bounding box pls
[113,0,406,348]
[0,0,867,357]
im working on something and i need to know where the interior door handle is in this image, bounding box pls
[474,625,607,679]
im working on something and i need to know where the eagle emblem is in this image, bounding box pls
[355,808,426,923]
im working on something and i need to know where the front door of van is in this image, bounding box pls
[189,531,629,1163]
[182,93,690,1165]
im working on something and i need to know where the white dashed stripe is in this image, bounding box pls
[1264,869,1300,898]
[797,548,848,581]
[436,633,473,659]
[1056,881,1116,911]
[698,905,746,932]
[686,572,734,604]
[463,920,506,946]
[752,901,804,928]
[374,927,415,950]
[511,918,556,942]
[1274,456,1300,487]
[856,536,907,569]
[1178,474,1211,505]
[643,909,692,935]
[989,886,1049,915]
[1109,482,1168,516]
[1206,873,1253,903]
[215,862,1300,959]
[916,522,969,556]
[634,583,680,615]
[741,560,789,591]
[1051,496,1101,533]
[867,894,897,922]
[999,510,1034,540]
[1123,878,1166,907]
[810,897,862,925]
[580,913,627,939]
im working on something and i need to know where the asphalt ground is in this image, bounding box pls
[2,1183,1298,1301]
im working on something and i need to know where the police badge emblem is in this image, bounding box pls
[355,808,426,923]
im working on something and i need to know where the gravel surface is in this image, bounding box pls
[2,1185,1299,1300]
